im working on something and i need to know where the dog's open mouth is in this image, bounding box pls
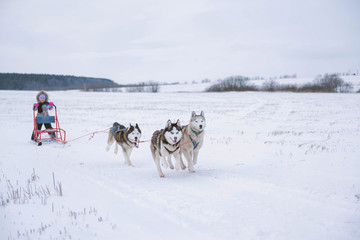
[131,139,139,147]
[132,140,139,148]
[170,137,178,144]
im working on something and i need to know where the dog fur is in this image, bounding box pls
[106,122,141,166]
[180,111,206,172]
[150,119,185,177]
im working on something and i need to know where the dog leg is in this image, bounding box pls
[167,156,174,170]
[179,152,186,170]
[106,132,115,152]
[183,150,195,173]
[150,145,164,177]
[114,142,119,154]
[122,148,133,166]
[160,156,168,169]
[155,155,165,178]
[193,150,199,165]
[174,152,182,171]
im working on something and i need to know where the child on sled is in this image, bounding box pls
[31,90,56,140]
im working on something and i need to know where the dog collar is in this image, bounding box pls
[190,128,203,137]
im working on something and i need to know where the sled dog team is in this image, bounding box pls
[32,91,206,178]
[106,111,206,177]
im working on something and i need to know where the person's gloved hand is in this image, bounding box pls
[49,102,54,106]
[34,103,39,107]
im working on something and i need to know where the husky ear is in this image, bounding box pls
[166,119,172,128]
[191,111,196,118]
[135,123,139,128]
[176,119,181,127]
[200,111,204,117]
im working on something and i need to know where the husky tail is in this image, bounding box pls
[150,143,156,160]
[150,130,161,160]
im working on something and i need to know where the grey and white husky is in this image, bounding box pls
[180,111,206,173]
[150,119,185,177]
[106,122,141,166]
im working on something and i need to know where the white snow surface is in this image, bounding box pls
[1,90,360,240]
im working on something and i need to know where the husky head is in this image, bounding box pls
[164,119,182,145]
[127,123,142,143]
[190,111,206,131]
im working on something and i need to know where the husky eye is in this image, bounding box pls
[171,132,174,135]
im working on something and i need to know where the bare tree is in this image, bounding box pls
[315,74,345,92]
[262,80,280,92]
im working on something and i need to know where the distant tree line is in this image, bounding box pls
[206,74,355,93]
[206,76,257,92]
[0,73,120,90]
[84,80,162,93]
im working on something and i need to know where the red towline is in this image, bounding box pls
[54,128,196,149]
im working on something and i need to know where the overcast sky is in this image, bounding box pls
[0,0,359,84]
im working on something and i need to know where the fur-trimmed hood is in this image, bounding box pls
[36,90,49,103]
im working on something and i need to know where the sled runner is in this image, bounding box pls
[33,105,66,146]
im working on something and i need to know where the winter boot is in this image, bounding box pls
[48,132,56,139]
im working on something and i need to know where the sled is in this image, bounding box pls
[33,105,66,146]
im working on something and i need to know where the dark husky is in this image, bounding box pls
[150,119,185,177]
[106,122,141,166]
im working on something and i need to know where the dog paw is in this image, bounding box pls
[105,147,110,152]
[160,174,165,178]
[126,162,133,167]
[175,163,181,171]
[169,165,174,170]
[188,169,195,173]
[181,165,186,170]
[161,160,168,169]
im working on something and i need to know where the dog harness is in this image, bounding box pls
[164,145,180,155]
[190,128,203,137]
[111,126,125,135]
[111,126,138,148]
[189,135,199,149]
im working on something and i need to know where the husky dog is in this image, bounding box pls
[150,119,185,177]
[180,111,206,173]
[106,122,141,166]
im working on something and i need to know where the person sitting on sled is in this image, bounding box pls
[31,90,56,140]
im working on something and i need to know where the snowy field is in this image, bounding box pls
[1,90,360,240]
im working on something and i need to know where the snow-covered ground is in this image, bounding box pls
[1,89,360,240]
